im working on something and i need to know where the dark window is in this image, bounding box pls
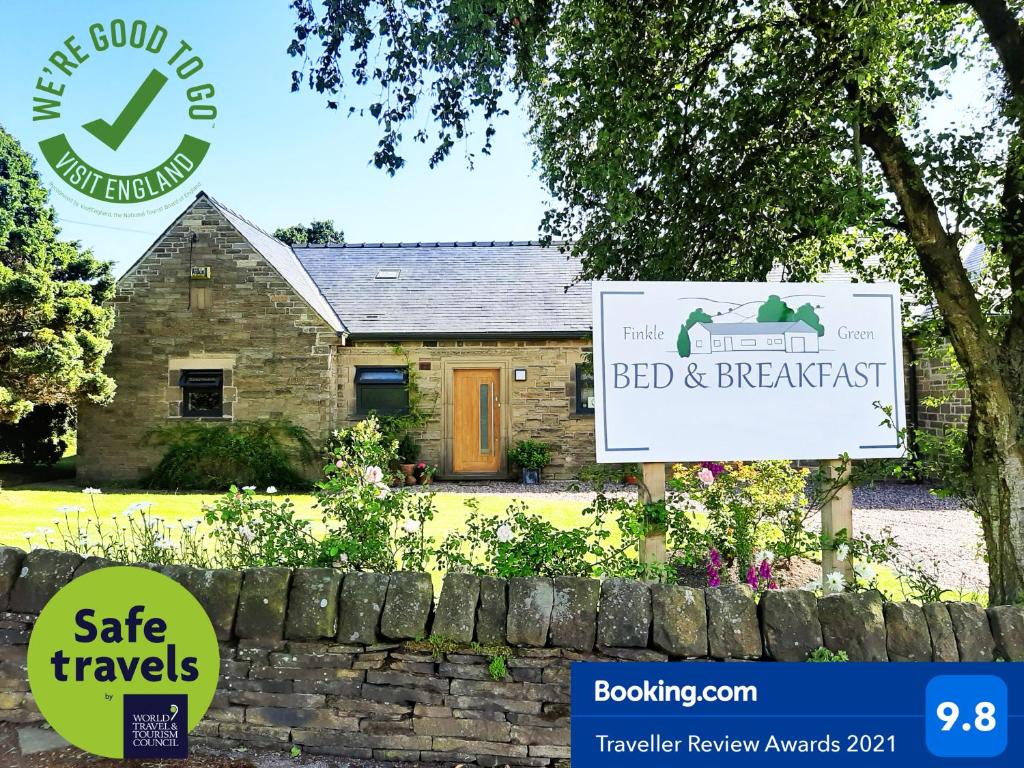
[355,367,409,415]
[575,363,595,414]
[179,370,224,417]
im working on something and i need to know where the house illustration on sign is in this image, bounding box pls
[688,321,820,354]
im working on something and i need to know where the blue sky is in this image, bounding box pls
[0,2,988,278]
[0,1,547,276]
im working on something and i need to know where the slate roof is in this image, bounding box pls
[698,321,816,335]
[202,194,347,333]
[293,242,591,337]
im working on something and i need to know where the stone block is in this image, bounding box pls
[947,602,996,661]
[597,578,651,648]
[883,602,931,662]
[285,568,342,640]
[178,568,243,641]
[432,572,480,643]
[73,556,114,579]
[506,577,554,647]
[0,548,25,610]
[758,589,820,661]
[987,605,1024,661]
[236,567,291,640]
[818,591,887,661]
[476,576,508,645]
[413,716,511,742]
[8,549,82,614]
[923,602,958,661]
[706,585,761,659]
[651,583,708,658]
[549,576,599,651]
[337,571,389,645]
[380,572,433,640]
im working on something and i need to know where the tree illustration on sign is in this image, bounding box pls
[677,308,713,357]
[756,295,824,336]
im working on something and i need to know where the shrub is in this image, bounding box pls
[145,419,315,490]
[202,486,327,568]
[0,404,73,465]
[316,416,436,571]
[668,461,814,576]
[507,440,552,471]
[434,494,652,579]
[807,647,849,662]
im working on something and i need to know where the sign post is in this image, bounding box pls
[820,458,854,581]
[591,281,905,574]
[639,462,666,564]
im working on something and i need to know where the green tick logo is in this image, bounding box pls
[31,19,217,204]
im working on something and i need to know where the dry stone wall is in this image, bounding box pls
[1,547,1023,765]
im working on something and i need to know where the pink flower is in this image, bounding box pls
[335,459,344,468]
[697,467,715,486]
[363,466,383,483]
[746,566,758,588]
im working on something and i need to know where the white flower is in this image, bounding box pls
[496,524,514,543]
[402,519,421,534]
[754,549,775,565]
[266,486,278,494]
[122,509,136,518]
[319,598,328,608]
[126,501,155,513]
[801,578,821,592]
[242,485,256,492]
[180,519,199,531]
[238,525,256,543]
[824,571,846,593]
[375,483,390,499]
[154,537,175,550]
[35,526,54,536]
[834,543,849,562]
[854,562,878,583]
[82,487,102,494]
[56,505,84,514]
[697,467,715,486]
[336,553,349,565]
[363,466,384,484]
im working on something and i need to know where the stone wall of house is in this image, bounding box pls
[336,339,595,480]
[2,548,1023,764]
[910,341,970,436]
[77,196,339,483]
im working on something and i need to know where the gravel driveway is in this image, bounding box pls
[427,480,988,592]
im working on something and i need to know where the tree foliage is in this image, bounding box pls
[273,219,344,246]
[290,1,1024,603]
[0,126,114,424]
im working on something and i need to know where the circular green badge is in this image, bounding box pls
[31,18,218,204]
[27,566,219,758]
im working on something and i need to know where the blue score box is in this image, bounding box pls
[570,662,1023,766]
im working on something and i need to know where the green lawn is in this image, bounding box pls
[0,482,593,552]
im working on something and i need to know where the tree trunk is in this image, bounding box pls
[862,103,1024,604]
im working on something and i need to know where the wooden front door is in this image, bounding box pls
[452,369,501,474]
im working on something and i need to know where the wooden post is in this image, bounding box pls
[639,462,667,564]
[820,458,854,582]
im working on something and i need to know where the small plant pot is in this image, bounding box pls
[404,475,417,486]
[521,468,540,485]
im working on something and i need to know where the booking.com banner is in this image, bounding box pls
[571,662,1024,766]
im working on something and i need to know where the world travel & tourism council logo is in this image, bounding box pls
[30,18,217,204]
[26,567,219,758]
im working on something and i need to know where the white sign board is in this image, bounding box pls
[592,282,905,462]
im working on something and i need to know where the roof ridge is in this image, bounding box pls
[292,239,570,249]
[200,192,293,249]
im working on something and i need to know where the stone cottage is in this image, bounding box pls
[76,192,595,483]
